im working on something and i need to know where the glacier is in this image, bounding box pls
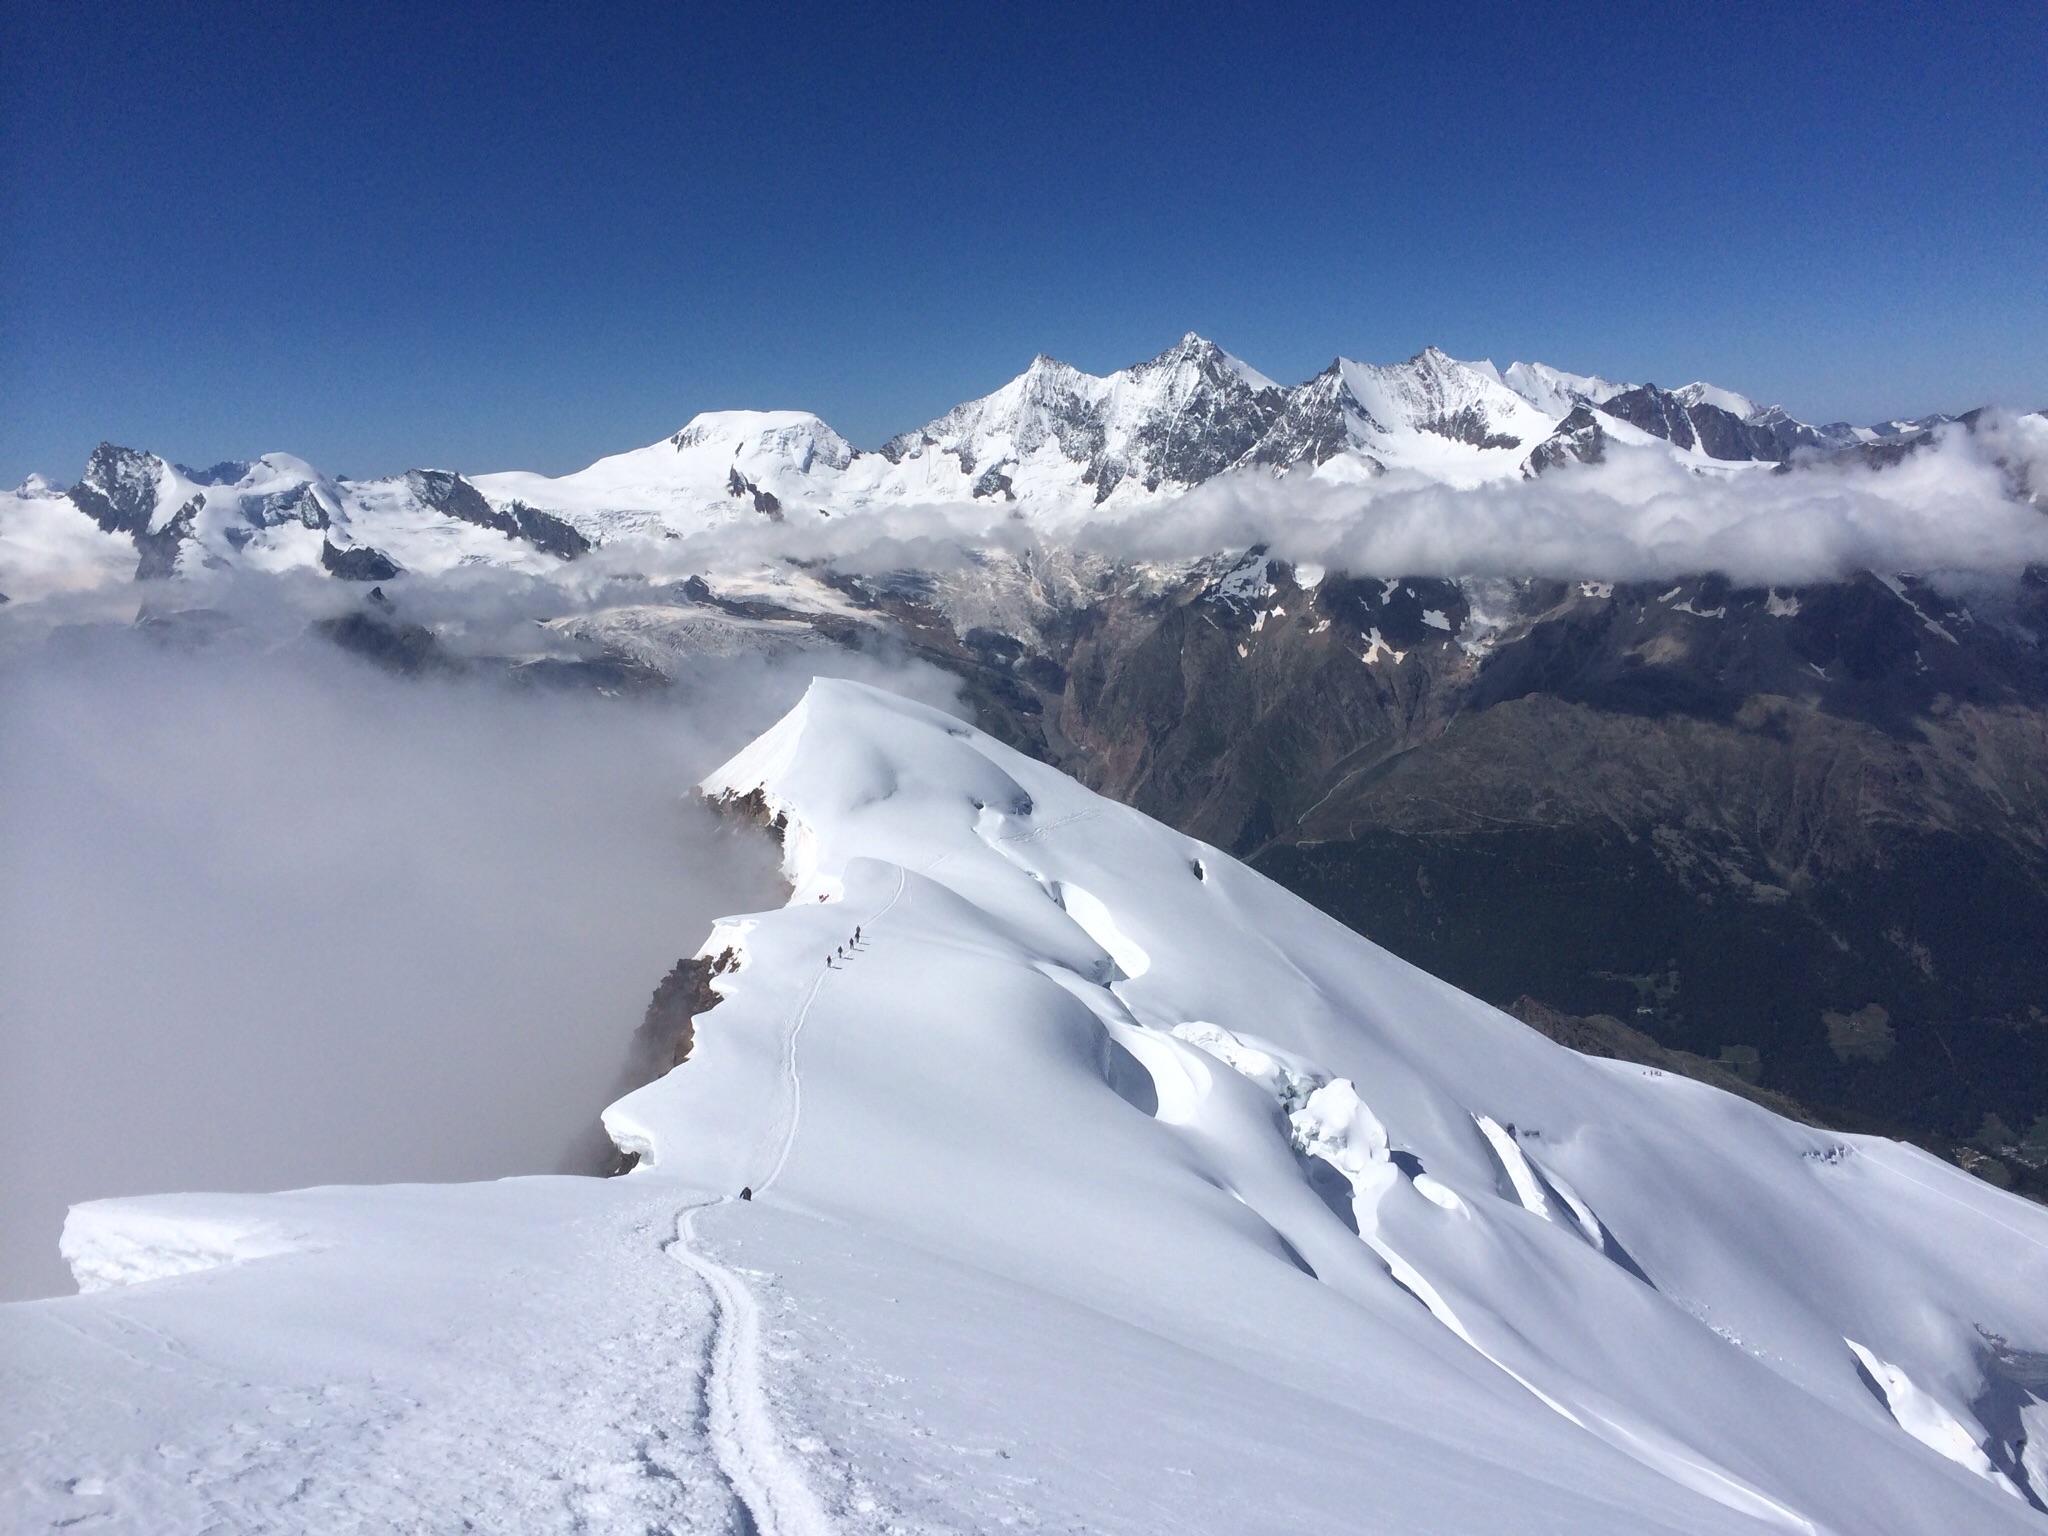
[6,678,2048,1534]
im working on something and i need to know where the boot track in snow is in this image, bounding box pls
[661,868,909,1535]
[667,1198,834,1536]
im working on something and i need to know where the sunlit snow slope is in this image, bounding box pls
[7,679,2048,1536]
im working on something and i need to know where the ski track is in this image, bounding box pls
[663,867,908,1536]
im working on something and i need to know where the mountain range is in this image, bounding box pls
[0,335,1983,593]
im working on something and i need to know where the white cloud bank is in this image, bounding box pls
[0,621,957,1300]
[1078,416,2048,585]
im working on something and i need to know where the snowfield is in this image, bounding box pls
[7,679,2048,1534]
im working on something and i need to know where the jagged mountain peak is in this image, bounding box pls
[1135,331,1282,392]
[1325,348,1561,466]
[68,443,177,538]
[879,334,1290,502]
[1672,379,1762,420]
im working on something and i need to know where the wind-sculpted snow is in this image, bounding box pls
[622,680,2048,1532]
[8,679,2048,1534]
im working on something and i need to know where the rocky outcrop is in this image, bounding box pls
[501,501,590,558]
[1521,405,1608,475]
[623,947,737,1083]
[1242,363,1362,467]
[320,539,401,581]
[238,483,329,531]
[66,443,162,535]
[407,469,592,557]
[134,496,202,579]
[1509,996,1820,1123]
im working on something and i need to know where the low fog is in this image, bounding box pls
[0,614,957,1300]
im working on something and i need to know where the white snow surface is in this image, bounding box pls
[1324,347,1564,487]
[1501,359,1633,415]
[9,678,2048,1534]
[473,410,860,543]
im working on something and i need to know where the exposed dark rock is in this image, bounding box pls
[240,483,329,531]
[320,539,402,581]
[971,462,1017,500]
[599,944,744,1174]
[1522,406,1609,476]
[1117,334,1291,488]
[174,460,253,486]
[1422,405,1519,450]
[406,470,590,558]
[1600,385,1702,452]
[314,609,449,674]
[721,466,784,521]
[503,501,591,559]
[67,443,162,535]
[511,655,669,693]
[1597,385,1799,462]
[134,496,201,579]
[715,785,789,843]
[1244,364,1362,468]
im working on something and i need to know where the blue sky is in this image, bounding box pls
[5,1,2044,484]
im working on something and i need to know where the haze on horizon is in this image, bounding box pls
[5,1,2044,486]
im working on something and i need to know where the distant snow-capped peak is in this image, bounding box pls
[667,410,856,475]
[881,332,1289,505]
[1500,360,1632,416]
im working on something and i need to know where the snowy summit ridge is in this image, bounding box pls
[11,678,2048,1535]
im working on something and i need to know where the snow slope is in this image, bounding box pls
[472,410,859,542]
[7,679,2047,1535]
[1501,359,1632,416]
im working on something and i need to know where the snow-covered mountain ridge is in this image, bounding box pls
[7,678,2047,1534]
[3,335,2007,595]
